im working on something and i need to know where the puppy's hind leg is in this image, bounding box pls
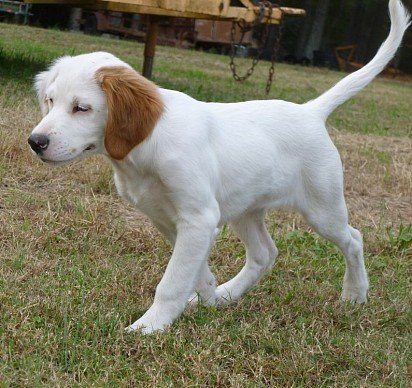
[307,213,368,303]
[300,164,368,303]
[215,210,278,305]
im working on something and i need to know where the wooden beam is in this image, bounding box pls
[236,0,254,11]
[25,0,305,22]
[279,7,306,16]
[101,0,232,18]
[142,15,160,78]
[158,0,231,16]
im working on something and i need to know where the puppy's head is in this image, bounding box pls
[29,52,164,165]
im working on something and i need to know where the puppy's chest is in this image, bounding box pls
[113,170,176,223]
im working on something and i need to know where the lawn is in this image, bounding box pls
[0,23,411,386]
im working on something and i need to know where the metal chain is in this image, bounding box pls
[266,6,283,94]
[229,2,270,82]
[229,1,284,94]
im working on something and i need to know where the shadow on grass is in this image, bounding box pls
[0,48,49,85]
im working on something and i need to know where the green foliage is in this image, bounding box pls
[387,224,412,252]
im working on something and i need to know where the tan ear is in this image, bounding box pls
[96,66,164,160]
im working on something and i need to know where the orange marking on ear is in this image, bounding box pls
[96,66,164,160]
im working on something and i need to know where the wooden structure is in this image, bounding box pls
[335,45,401,78]
[335,45,364,73]
[25,0,305,78]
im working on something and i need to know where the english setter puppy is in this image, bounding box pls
[29,0,410,333]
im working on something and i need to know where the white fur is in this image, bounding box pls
[30,0,410,333]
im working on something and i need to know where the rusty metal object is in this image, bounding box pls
[229,1,283,94]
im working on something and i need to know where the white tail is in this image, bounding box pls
[306,0,410,121]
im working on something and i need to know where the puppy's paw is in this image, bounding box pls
[125,308,172,334]
[341,286,368,304]
[215,286,237,306]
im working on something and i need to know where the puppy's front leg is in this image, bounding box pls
[126,211,219,334]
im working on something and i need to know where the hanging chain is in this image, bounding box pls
[266,5,283,94]
[229,2,267,82]
[229,2,270,82]
[229,1,284,94]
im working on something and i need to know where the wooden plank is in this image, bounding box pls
[225,6,261,23]
[159,0,186,12]
[236,0,253,10]
[25,0,91,3]
[24,0,304,22]
[104,0,230,16]
[100,1,288,23]
[186,0,230,16]
[280,7,306,16]
[225,6,283,24]
[24,0,215,17]
[99,2,227,19]
[25,0,101,5]
[225,6,306,23]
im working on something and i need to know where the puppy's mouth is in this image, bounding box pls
[40,144,96,165]
[83,144,96,152]
[40,157,75,166]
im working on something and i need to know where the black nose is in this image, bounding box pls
[28,134,49,155]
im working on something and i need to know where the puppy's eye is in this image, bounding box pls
[73,105,89,113]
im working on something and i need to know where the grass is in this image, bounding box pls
[0,23,411,386]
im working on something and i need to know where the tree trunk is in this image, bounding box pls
[295,0,312,60]
[69,8,82,31]
[346,1,364,45]
[303,0,331,61]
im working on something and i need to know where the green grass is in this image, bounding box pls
[0,23,411,386]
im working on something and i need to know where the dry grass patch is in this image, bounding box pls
[333,130,412,228]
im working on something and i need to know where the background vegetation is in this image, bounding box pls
[286,0,412,71]
[0,23,411,386]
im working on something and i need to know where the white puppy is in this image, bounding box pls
[29,0,410,333]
